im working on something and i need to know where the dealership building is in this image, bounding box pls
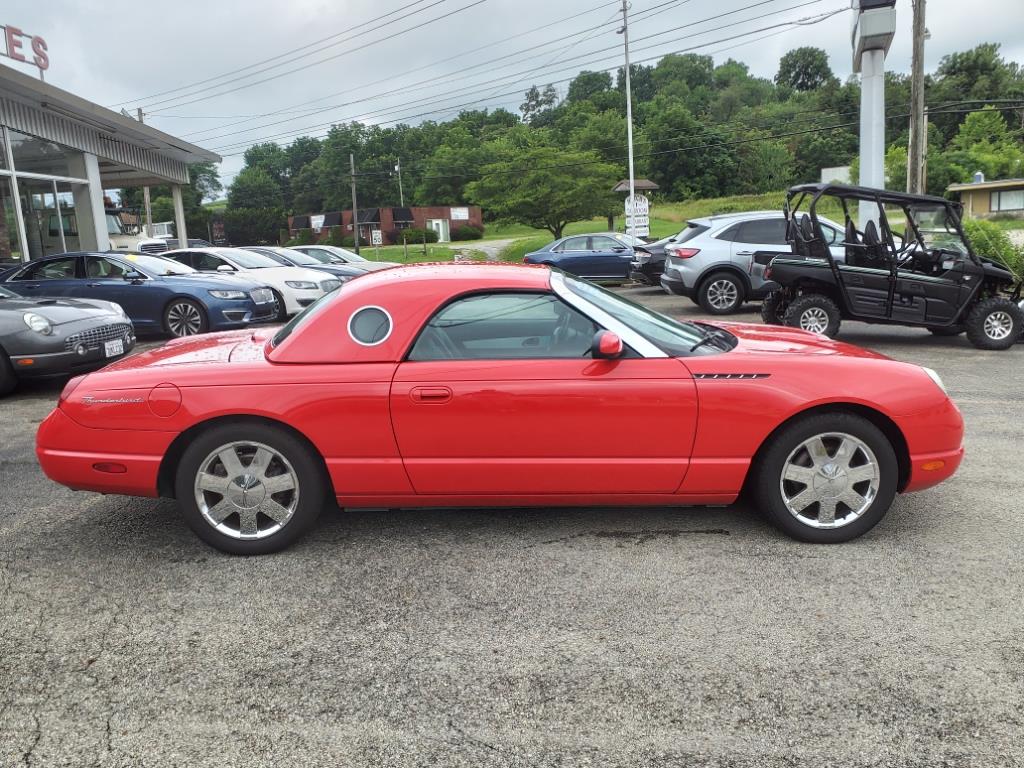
[0,62,220,264]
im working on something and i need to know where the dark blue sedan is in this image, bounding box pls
[0,252,277,337]
[244,246,367,280]
[523,232,644,280]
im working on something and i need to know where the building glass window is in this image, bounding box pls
[991,190,1024,212]
[1,177,22,264]
[8,129,79,178]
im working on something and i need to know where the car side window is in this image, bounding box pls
[716,224,741,242]
[85,256,130,278]
[12,257,78,280]
[407,292,599,361]
[590,236,623,251]
[193,252,227,271]
[735,219,788,245]
[559,237,590,252]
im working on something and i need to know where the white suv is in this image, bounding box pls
[659,211,845,314]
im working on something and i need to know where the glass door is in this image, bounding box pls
[1,176,24,265]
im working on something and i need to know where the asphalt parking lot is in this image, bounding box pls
[2,285,1023,767]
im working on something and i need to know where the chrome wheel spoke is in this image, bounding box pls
[788,487,820,512]
[207,497,235,524]
[783,464,816,484]
[248,447,274,480]
[197,472,229,493]
[238,508,259,536]
[833,437,857,468]
[258,497,291,523]
[817,498,837,525]
[217,448,245,478]
[262,473,296,494]
[839,488,869,513]
[846,465,877,484]
[805,436,830,467]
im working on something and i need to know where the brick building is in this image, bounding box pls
[288,205,483,245]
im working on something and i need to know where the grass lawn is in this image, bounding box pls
[356,243,489,263]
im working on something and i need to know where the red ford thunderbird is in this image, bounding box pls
[36,264,964,554]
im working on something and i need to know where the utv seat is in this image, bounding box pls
[798,214,831,260]
[861,220,888,265]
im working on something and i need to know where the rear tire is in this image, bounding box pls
[964,297,1022,350]
[174,422,326,555]
[760,292,785,325]
[753,412,898,543]
[271,290,288,322]
[784,294,841,337]
[697,272,745,314]
[0,349,16,397]
[164,298,208,338]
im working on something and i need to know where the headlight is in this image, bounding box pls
[209,289,247,299]
[285,281,317,290]
[921,366,947,394]
[23,312,52,335]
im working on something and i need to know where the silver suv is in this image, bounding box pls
[659,211,845,314]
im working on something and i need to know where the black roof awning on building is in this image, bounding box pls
[322,212,341,227]
[357,208,380,224]
[292,215,311,228]
[391,207,414,222]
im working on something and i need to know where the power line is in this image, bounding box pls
[110,0,438,108]
[141,0,491,112]
[206,2,839,152]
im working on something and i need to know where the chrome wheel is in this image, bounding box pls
[983,310,1013,341]
[193,441,300,540]
[799,307,830,334]
[706,279,739,310]
[779,432,880,529]
[166,301,203,336]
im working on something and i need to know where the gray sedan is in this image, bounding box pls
[0,285,135,396]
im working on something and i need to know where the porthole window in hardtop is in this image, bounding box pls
[349,306,393,346]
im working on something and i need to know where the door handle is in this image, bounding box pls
[736,250,754,256]
[410,386,452,404]
[86,282,102,287]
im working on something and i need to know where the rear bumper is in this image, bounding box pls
[36,407,169,497]
[660,273,693,297]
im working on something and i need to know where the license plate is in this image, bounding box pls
[104,339,124,358]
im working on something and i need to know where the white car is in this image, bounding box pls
[162,247,342,320]
[289,244,398,271]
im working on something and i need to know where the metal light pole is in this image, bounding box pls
[349,153,360,255]
[619,0,636,222]
[395,157,405,207]
[137,107,153,237]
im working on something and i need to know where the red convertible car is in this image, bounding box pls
[36,264,964,554]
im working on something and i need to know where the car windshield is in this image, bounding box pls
[561,273,723,356]
[613,233,646,246]
[123,254,195,276]
[217,249,281,269]
[907,204,968,253]
[270,248,320,266]
[323,246,366,263]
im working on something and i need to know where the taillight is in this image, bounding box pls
[668,247,700,259]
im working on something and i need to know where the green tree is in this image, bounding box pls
[775,47,834,91]
[736,140,795,194]
[945,107,1024,182]
[290,159,325,213]
[466,144,618,239]
[520,85,558,122]
[241,142,290,202]
[227,167,283,209]
[566,71,612,103]
[642,100,738,198]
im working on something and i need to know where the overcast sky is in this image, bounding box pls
[7,0,1024,190]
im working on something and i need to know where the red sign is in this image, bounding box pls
[1,25,49,71]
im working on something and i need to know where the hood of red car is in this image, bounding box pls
[103,328,277,371]
[715,322,890,360]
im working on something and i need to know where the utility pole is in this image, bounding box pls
[395,158,405,207]
[618,0,636,228]
[137,107,153,237]
[349,153,360,255]
[907,0,927,194]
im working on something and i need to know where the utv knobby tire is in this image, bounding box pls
[760,292,785,325]
[783,294,842,338]
[965,297,1023,351]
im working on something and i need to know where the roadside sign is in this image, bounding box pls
[625,194,650,237]
[371,229,383,246]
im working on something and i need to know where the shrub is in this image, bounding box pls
[451,224,484,240]
[222,207,286,245]
[395,226,438,244]
[324,225,346,247]
[340,234,369,248]
[962,218,1024,276]
[294,228,315,245]
[278,228,290,245]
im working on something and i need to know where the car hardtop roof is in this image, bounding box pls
[689,210,785,226]
[347,261,553,291]
[788,182,953,207]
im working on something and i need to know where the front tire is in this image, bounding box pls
[784,294,841,337]
[964,297,1022,350]
[174,422,326,555]
[753,412,898,543]
[271,289,289,322]
[760,292,785,325]
[697,272,745,314]
[0,349,16,397]
[164,298,208,337]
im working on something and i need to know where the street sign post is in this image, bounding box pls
[625,194,650,238]
[371,228,382,260]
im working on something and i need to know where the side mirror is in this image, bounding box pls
[217,264,235,272]
[123,270,144,282]
[591,330,624,360]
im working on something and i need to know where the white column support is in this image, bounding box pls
[858,48,886,225]
[172,184,188,245]
[67,152,108,252]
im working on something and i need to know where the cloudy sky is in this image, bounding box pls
[6,0,1023,190]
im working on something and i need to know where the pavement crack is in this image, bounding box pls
[539,527,731,545]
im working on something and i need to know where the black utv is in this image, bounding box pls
[758,183,1022,350]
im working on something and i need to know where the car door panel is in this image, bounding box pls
[390,358,698,495]
[588,236,632,279]
[81,256,164,329]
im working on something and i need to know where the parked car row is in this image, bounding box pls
[0,245,398,396]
